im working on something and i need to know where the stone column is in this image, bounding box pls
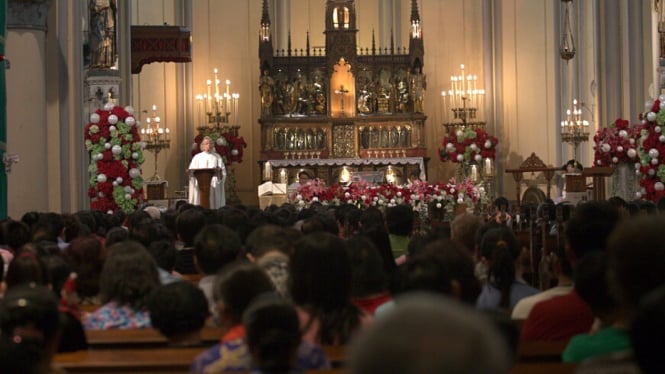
[6,0,53,217]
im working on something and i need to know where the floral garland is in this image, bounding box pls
[636,99,665,201]
[85,104,145,213]
[593,118,640,167]
[292,177,487,220]
[439,127,499,164]
[191,131,247,165]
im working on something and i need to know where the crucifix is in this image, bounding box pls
[334,85,349,116]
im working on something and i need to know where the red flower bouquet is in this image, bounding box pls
[84,104,145,213]
[593,118,640,167]
[636,99,665,201]
[439,127,498,164]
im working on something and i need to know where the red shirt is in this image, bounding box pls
[520,291,594,342]
[352,292,392,315]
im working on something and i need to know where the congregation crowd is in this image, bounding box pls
[0,196,664,373]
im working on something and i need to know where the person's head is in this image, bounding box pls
[31,213,65,243]
[175,208,206,247]
[346,236,389,298]
[214,262,275,327]
[607,216,665,322]
[245,224,293,261]
[631,285,665,374]
[290,232,352,310]
[0,285,62,374]
[193,224,242,275]
[335,204,362,238]
[349,293,511,374]
[146,240,177,272]
[63,236,105,299]
[479,227,521,309]
[421,239,481,306]
[564,201,620,265]
[99,241,160,309]
[408,170,421,183]
[200,136,212,153]
[147,282,210,344]
[243,296,301,372]
[493,197,510,212]
[564,159,583,173]
[4,253,49,290]
[574,251,617,323]
[297,170,310,184]
[2,220,31,254]
[385,204,414,237]
[395,253,453,297]
[104,226,129,247]
[450,213,482,254]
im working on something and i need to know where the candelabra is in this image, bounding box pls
[140,105,170,181]
[195,68,240,136]
[441,64,486,133]
[560,99,589,161]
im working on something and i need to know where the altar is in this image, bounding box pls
[261,157,428,186]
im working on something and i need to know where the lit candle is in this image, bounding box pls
[226,79,231,97]
[441,91,446,122]
[264,161,272,181]
[471,164,479,183]
[484,158,493,177]
[214,68,220,99]
[451,76,458,108]
[206,80,212,112]
[460,64,465,95]
[165,128,170,140]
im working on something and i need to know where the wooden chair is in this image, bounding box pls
[517,340,568,363]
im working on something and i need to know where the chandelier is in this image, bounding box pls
[195,68,240,135]
[441,64,486,132]
[560,99,589,160]
[140,105,170,181]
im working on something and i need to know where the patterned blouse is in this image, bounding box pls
[82,301,151,330]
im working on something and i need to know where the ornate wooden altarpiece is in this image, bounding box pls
[258,0,428,184]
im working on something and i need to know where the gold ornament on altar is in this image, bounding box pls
[560,99,589,161]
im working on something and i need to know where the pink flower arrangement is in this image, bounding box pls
[293,177,486,215]
[593,118,640,167]
[439,127,499,164]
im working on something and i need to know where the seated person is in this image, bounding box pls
[147,281,210,346]
[559,159,584,200]
[0,285,63,374]
[563,252,630,363]
[243,296,304,374]
[190,262,329,373]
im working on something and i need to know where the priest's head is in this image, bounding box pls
[200,136,212,153]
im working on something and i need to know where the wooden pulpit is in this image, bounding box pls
[192,168,216,209]
[583,167,615,201]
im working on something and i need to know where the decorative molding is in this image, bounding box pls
[7,0,53,31]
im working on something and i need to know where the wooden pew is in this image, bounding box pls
[54,347,205,373]
[511,362,576,373]
[517,340,568,362]
[85,326,224,349]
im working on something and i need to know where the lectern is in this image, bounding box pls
[583,167,614,201]
[192,168,216,209]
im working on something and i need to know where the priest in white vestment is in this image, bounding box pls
[188,136,226,208]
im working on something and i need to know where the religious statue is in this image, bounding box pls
[411,67,426,113]
[89,0,117,69]
[259,70,275,116]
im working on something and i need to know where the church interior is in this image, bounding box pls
[3,2,665,373]
[0,0,660,216]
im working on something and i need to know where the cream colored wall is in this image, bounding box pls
[6,30,49,218]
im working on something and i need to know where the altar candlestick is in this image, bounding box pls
[206,80,212,112]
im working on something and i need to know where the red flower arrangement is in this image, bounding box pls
[191,131,247,165]
[636,99,665,201]
[593,118,640,167]
[439,127,499,164]
[84,104,145,213]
